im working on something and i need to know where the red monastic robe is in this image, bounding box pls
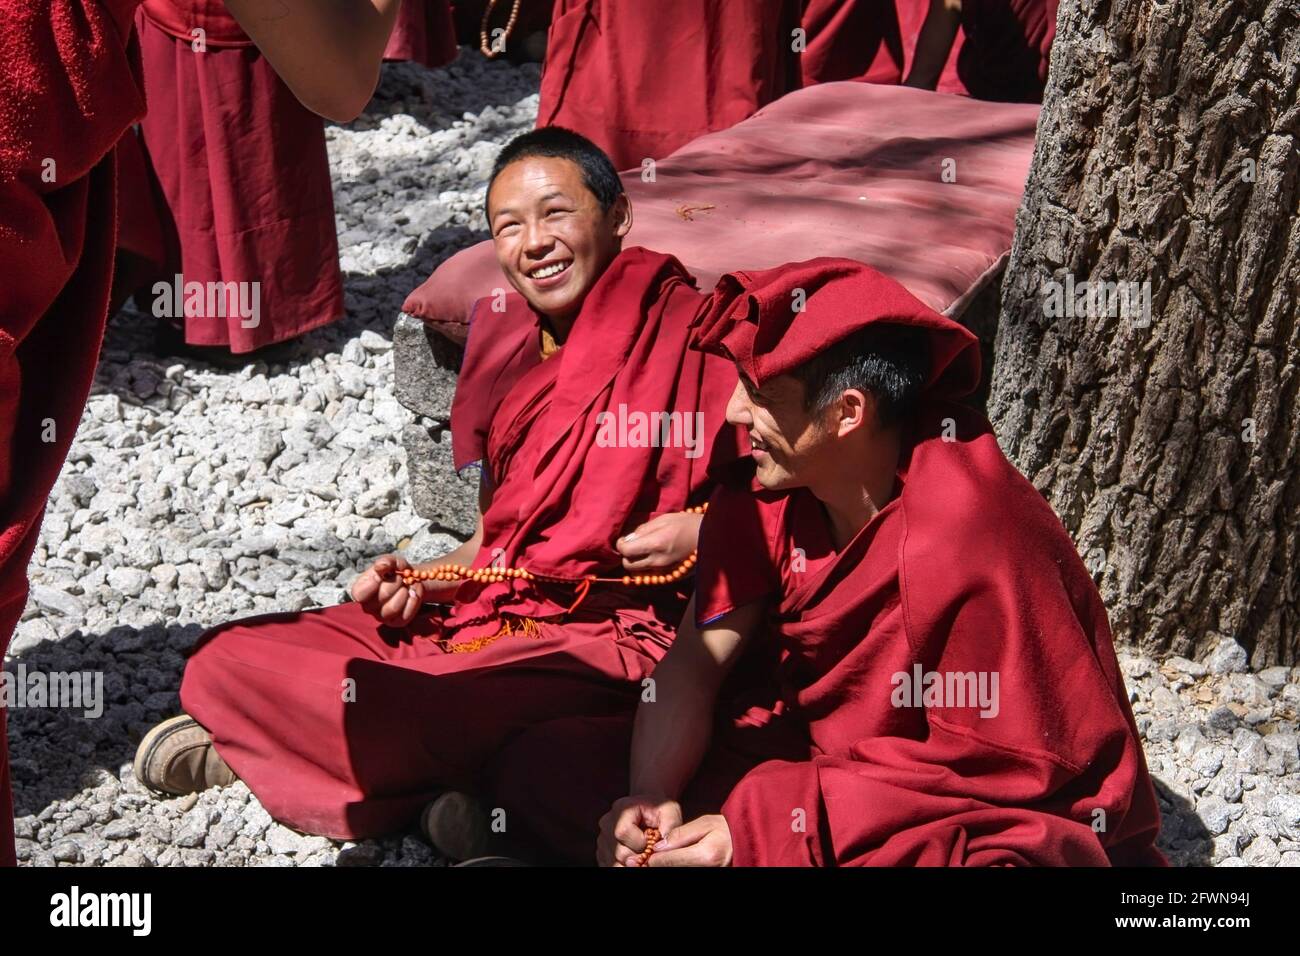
[383,0,459,68]
[536,0,804,170]
[129,0,345,353]
[695,404,1165,866]
[800,0,910,86]
[0,0,148,867]
[180,248,743,839]
[695,258,1161,866]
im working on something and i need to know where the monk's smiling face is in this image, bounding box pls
[725,372,838,491]
[486,156,632,328]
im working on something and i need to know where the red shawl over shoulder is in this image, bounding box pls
[445,247,742,643]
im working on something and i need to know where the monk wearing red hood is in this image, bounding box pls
[132,127,742,853]
[484,259,1165,866]
[0,0,432,869]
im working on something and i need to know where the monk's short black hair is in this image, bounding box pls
[485,126,624,219]
[791,325,931,428]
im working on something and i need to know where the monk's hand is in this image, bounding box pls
[350,554,424,627]
[646,814,733,867]
[616,511,704,571]
[597,795,683,867]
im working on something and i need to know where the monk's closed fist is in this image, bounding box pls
[597,795,682,867]
[352,555,422,627]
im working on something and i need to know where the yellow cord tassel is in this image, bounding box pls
[440,613,545,654]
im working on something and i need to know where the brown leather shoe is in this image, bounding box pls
[133,714,238,795]
[421,791,492,861]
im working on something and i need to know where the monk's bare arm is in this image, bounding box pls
[628,600,761,799]
[224,0,403,122]
[904,0,962,89]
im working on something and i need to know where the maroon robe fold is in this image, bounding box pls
[130,0,344,353]
[800,0,907,86]
[180,248,744,838]
[0,0,148,867]
[383,0,459,68]
[537,0,803,170]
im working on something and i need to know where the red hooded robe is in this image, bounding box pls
[688,258,1165,865]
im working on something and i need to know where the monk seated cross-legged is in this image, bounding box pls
[132,127,742,858]
[482,260,1167,867]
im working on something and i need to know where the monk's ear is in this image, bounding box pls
[835,388,872,438]
[610,194,633,237]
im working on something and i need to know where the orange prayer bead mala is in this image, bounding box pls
[394,503,709,593]
[479,0,523,58]
[635,827,662,866]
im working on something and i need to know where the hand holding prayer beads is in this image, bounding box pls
[352,554,427,628]
[635,828,662,867]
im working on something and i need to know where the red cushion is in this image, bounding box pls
[402,82,1039,345]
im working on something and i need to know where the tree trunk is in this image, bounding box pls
[990,0,1299,665]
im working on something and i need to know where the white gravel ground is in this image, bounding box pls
[6,52,1298,867]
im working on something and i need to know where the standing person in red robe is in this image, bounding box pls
[383,0,459,68]
[132,128,743,853]
[800,0,906,86]
[134,0,353,357]
[485,259,1165,866]
[0,0,423,869]
[537,0,804,170]
[800,1,965,92]
[906,0,1058,102]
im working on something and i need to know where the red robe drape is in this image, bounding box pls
[536,0,804,170]
[128,0,344,353]
[0,0,147,867]
[383,0,459,68]
[180,248,744,837]
[800,0,909,86]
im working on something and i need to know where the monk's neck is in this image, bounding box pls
[813,431,902,550]
[541,311,577,344]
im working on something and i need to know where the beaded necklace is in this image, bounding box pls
[479,0,523,58]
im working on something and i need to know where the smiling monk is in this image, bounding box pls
[133,128,743,856]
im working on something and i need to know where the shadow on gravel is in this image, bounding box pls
[5,622,205,816]
[1153,777,1213,866]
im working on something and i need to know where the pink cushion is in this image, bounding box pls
[403,82,1039,344]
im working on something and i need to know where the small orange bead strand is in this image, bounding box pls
[479,0,522,58]
[395,503,708,590]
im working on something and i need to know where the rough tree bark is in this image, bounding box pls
[990,1,1299,665]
